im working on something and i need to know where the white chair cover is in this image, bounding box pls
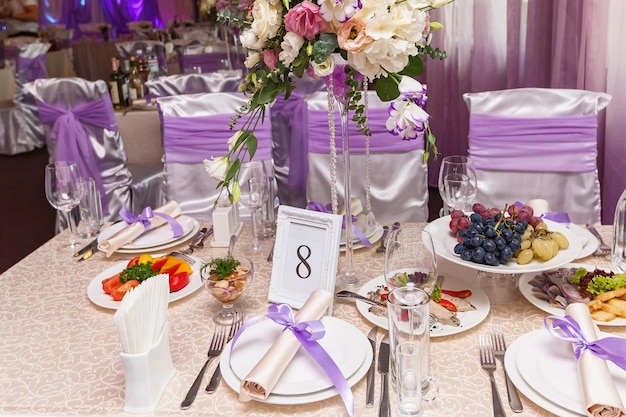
[115,40,167,76]
[157,91,273,222]
[0,41,48,155]
[24,77,163,227]
[301,91,429,223]
[464,88,611,225]
[145,70,242,97]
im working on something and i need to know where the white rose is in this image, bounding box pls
[244,51,261,68]
[278,32,305,67]
[312,56,335,77]
[366,14,396,40]
[227,130,244,152]
[203,156,230,181]
[250,0,283,41]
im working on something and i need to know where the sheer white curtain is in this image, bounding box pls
[425,0,623,224]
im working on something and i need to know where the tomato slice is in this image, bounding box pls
[102,273,122,295]
[169,271,190,292]
[111,280,140,301]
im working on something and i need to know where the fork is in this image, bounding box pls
[180,323,230,409]
[491,328,523,413]
[586,224,611,256]
[205,311,245,393]
[479,334,507,417]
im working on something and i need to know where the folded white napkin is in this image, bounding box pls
[565,303,626,417]
[98,200,182,257]
[239,289,332,401]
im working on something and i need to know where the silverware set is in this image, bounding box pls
[479,331,523,416]
[364,327,391,417]
[180,311,244,409]
[586,224,611,257]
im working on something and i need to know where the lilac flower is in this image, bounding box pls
[317,0,362,24]
[386,100,430,140]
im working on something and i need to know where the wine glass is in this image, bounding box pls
[200,257,254,324]
[438,155,478,216]
[45,162,83,250]
[237,161,269,253]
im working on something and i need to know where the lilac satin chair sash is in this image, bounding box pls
[16,55,48,82]
[468,114,598,172]
[288,100,423,193]
[163,114,272,164]
[179,53,228,73]
[36,98,118,214]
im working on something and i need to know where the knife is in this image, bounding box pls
[73,237,98,258]
[366,327,378,407]
[378,334,390,417]
[77,239,100,262]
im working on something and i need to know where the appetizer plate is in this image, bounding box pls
[507,329,626,416]
[340,222,384,252]
[519,263,626,326]
[220,316,373,404]
[98,216,200,253]
[424,216,583,274]
[86,256,203,309]
[355,274,490,337]
[568,224,599,259]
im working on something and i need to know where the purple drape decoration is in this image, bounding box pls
[283,97,423,194]
[36,97,118,215]
[162,114,272,164]
[468,114,598,172]
[179,53,230,74]
[16,55,49,82]
[544,314,626,371]
[99,0,162,33]
[229,304,355,417]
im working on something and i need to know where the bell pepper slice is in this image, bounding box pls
[169,271,190,292]
[151,258,168,271]
[126,256,140,267]
[138,254,155,265]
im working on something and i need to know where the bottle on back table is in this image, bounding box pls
[109,57,127,110]
[127,56,144,103]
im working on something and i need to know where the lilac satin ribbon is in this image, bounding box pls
[468,114,598,172]
[36,97,118,215]
[229,304,355,417]
[544,315,626,371]
[162,114,272,164]
[307,202,371,247]
[513,201,571,224]
[179,53,229,73]
[16,54,48,82]
[119,206,183,238]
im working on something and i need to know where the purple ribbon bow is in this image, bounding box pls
[514,201,571,224]
[230,304,355,417]
[307,202,371,247]
[16,54,48,82]
[544,315,626,371]
[119,207,184,238]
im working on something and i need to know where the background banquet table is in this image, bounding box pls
[0,222,620,416]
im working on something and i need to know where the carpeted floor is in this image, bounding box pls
[0,147,443,274]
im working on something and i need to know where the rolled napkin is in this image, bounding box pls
[527,198,551,216]
[545,303,626,417]
[98,200,182,257]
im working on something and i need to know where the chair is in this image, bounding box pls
[297,90,429,224]
[144,70,242,97]
[0,41,49,155]
[157,91,273,222]
[464,87,611,225]
[115,40,168,76]
[24,77,164,227]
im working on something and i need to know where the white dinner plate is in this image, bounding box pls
[424,216,583,274]
[519,263,626,327]
[220,316,373,404]
[568,224,599,259]
[340,222,384,252]
[509,329,626,416]
[98,216,200,253]
[355,274,490,337]
[504,330,585,417]
[86,256,203,309]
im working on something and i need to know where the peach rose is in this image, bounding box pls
[337,18,370,53]
[284,2,326,40]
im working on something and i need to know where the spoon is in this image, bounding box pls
[336,290,385,306]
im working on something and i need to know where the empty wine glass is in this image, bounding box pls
[438,155,478,216]
[45,162,83,250]
[237,161,269,253]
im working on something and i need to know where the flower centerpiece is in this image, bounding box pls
[204,0,454,204]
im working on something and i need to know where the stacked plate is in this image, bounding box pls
[220,316,373,404]
[340,222,385,251]
[97,215,200,254]
[505,329,626,416]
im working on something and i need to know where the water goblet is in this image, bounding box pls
[45,162,83,250]
[437,155,478,216]
[200,257,254,325]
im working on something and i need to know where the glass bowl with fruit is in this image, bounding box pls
[200,256,254,324]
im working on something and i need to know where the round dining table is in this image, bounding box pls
[0,220,621,416]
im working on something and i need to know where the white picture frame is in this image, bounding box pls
[268,205,343,312]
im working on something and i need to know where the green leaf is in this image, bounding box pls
[225,159,241,182]
[375,76,401,102]
[245,135,258,159]
[399,55,425,76]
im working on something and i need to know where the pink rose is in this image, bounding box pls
[337,19,370,53]
[284,2,326,41]
[261,49,279,70]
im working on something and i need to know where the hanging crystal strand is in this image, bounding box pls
[363,78,371,213]
[328,77,338,214]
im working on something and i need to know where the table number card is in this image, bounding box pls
[268,205,342,312]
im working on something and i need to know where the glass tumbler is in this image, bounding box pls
[612,188,626,272]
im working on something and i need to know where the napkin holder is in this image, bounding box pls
[119,323,176,413]
[211,204,243,247]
